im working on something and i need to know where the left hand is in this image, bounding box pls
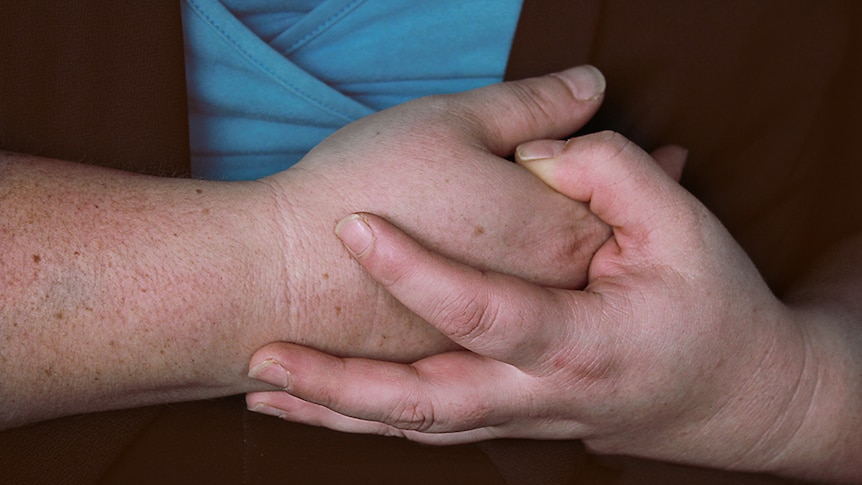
[246,132,814,475]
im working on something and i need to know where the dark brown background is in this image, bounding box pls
[2,1,858,483]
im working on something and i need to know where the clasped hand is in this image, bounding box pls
[249,131,816,475]
[254,66,610,362]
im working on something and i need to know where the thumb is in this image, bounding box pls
[458,65,606,156]
[515,132,696,249]
[334,213,564,362]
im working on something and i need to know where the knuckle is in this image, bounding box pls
[585,130,633,162]
[498,81,557,129]
[429,285,498,342]
[546,220,611,289]
[389,393,436,432]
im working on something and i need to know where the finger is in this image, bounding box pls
[456,65,605,155]
[246,391,501,445]
[246,391,399,436]
[650,145,688,182]
[520,142,688,181]
[515,132,699,250]
[335,213,569,361]
[248,342,524,435]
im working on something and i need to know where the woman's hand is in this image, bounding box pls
[248,133,860,482]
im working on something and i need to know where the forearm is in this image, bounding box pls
[0,152,285,428]
[776,233,862,483]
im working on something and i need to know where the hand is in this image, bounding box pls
[247,132,819,476]
[0,65,611,427]
[254,66,610,361]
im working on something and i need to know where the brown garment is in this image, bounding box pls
[2,1,858,483]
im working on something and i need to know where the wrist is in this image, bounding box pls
[217,177,302,393]
[763,305,862,483]
[258,169,459,364]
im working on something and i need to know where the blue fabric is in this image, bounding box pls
[181,0,523,180]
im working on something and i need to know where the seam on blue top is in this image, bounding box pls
[284,0,365,54]
[193,148,308,156]
[186,0,359,123]
[188,98,334,126]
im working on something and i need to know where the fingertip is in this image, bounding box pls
[248,345,275,372]
[650,144,689,182]
[515,139,566,163]
[514,140,567,192]
[247,398,288,420]
[335,213,375,258]
[248,357,291,389]
[554,65,606,102]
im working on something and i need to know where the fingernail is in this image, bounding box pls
[249,403,287,419]
[557,65,606,101]
[335,214,374,257]
[248,359,290,389]
[515,139,566,162]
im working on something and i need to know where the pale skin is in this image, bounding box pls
[247,134,862,483]
[0,66,610,430]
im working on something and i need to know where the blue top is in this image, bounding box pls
[181,0,523,180]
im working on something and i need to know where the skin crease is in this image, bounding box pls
[0,66,611,429]
[247,134,862,484]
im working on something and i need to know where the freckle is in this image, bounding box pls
[94,204,100,209]
[196,188,203,194]
[54,312,63,320]
[335,306,342,316]
[109,340,116,347]
[473,226,485,236]
[201,208,210,215]
[74,251,81,256]
[322,273,329,280]
[32,254,41,263]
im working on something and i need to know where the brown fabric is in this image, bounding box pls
[0,2,190,176]
[96,398,505,485]
[507,0,862,296]
[1,1,858,484]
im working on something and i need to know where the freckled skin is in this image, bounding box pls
[2,68,608,430]
[0,153,284,427]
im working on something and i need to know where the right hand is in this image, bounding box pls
[257,66,612,361]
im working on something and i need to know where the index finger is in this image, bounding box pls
[518,132,702,253]
[335,213,568,364]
